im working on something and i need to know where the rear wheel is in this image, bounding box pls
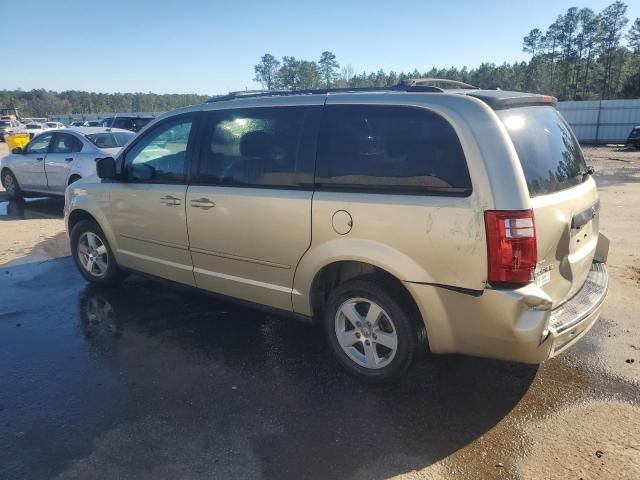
[71,220,125,285]
[2,170,22,200]
[323,277,426,381]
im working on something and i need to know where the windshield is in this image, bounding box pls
[46,123,57,127]
[498,106,588,197]
[86,131,135,149]
[0,121,10,127]
[26,124,41,129]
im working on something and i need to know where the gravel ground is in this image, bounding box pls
[0,141,639,479]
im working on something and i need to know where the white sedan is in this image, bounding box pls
[0,127,135,199]
[21,122,47,138]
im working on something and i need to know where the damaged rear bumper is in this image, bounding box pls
[404,261,609,364]
[543,262,608,357]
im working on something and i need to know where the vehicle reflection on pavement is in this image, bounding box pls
[0,197,64,220]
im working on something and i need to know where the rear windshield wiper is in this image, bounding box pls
[577,166,595,178]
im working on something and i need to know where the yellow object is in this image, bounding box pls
[5,133,30,151]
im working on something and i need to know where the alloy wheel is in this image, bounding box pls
[334,297,398,369]
[78,232,109,277]
[4,172,16,196]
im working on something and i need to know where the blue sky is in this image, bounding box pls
[4,0,639,95]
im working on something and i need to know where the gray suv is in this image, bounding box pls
[65,83,609,380]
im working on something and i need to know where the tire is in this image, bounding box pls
[2,170,23,200]
[70,220,124,285]
[323,276,426,381]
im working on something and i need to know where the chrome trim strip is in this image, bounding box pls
[193,267,293,294]
[189,246,290,269]
[120,233,189,251]
[549,262,608,334]
[117,249,193,271]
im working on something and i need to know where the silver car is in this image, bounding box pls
[1,127,135,198]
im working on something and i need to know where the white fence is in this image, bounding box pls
[558,99,640,144]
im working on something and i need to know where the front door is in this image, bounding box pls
[13,133,53,189]
[104,114,196,286]
[186,105,320,311]
[45,133,83,192]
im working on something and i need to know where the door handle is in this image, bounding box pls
[191,198,215,209]
[160,195,182,206]
[36,157,44,161]
[65,157,74,162]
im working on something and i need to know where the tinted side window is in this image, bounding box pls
[113,118,133,130]
[316,105,471,194]
[196,107,309,187]
[26,133,53,154]
[124,116,192,183]
[51,134,82,153]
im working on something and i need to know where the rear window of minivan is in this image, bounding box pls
[498,106,588,197]
[316,105,471,195]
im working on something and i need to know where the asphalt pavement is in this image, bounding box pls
[0,256,543,479]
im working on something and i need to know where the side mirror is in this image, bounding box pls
[11,146,23,154]
[96,157,116,179]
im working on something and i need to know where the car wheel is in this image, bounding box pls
[71,220,124,285]
[2,170,22,200]
[323,277,426,381]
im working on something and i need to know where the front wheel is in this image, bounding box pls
[2,170,22,200]
[323,277,426,381]
[71,220,124,285]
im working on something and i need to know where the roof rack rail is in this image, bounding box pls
[402,78,479,90]
[206,83,445,103]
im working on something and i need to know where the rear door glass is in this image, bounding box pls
[316,105,471,194]
[498,106,588,197]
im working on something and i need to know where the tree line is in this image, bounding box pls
[254,1,640,100]
[0,90,209,119]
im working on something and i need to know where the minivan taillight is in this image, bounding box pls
[484,210,537,286]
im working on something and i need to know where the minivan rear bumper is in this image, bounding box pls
[544,262,608,357]
[404,261,608,364]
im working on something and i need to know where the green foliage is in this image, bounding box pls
[629,18,640,53]
[254,2,640,100]
[0,89,209,118]
[319,51,340,88]
[253,53,281,90]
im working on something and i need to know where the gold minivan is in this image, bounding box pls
[64,85,609,380]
